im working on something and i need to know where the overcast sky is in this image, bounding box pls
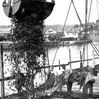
[0,0,99,25]
[45,0,99,25]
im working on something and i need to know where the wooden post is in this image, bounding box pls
[0,44,4,99]
[92,50,95,68]
[69,49,71,68]
[43,54,46,91]
[87,44,89,66]
[46,48,50,71]
[82,45,85,66]
[59,60,60,70]
[80,51,83,72]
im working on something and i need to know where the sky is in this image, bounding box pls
[0,0,99,25]
[45,0,99,25]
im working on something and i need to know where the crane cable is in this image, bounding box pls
[51,0,72,71]
[62,0,72,33]
[71,0,82,25]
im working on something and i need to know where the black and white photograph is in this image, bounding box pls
[0,0,99,99]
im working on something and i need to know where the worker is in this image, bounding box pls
[83,67,95,98]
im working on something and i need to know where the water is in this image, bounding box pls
[3,42,99,96]
[47,42,99,73]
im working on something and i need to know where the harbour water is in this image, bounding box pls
[47,42,99,72]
